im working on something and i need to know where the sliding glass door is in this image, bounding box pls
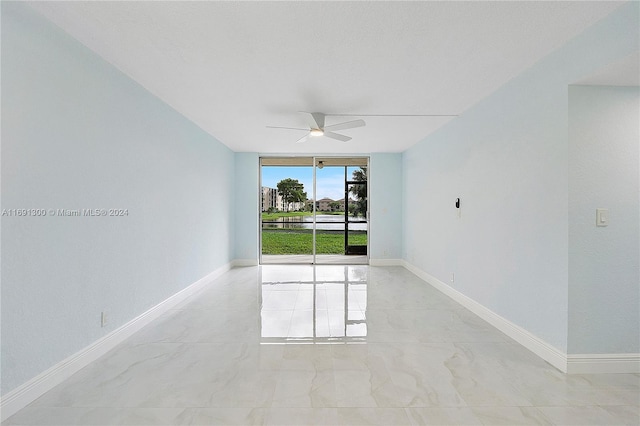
[260,157,368,265]
[313,158,368,264]
[260,157,314,263]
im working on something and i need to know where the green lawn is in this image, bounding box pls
[261,229,367,254]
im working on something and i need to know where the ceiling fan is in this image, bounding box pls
[267,112,365,143]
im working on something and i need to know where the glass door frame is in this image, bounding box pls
[259,156,369,265]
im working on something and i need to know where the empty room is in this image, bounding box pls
[1,1,638,425]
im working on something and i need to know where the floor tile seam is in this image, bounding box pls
[21,405,212,411]
[329,403,501,409]
[366,307,462,311]
[438,339,514,343]
[459,403,588,408]
[167,308,260,312]
[526,403,640,408]
[25,403,589,409]
[122,341,188,346]
[594,401,640,408]
[180,303,261,316]
[594,386,640,392]
[454,388,536,407]
[362,340,509,343]
[129,340,263,345]
[365,308,457,311]
[129,341,259,345]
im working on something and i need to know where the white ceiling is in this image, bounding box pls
[575,52,640,86]
[27,1,625,154]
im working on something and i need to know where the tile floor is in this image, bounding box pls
[4,265,639,425]
[260,255,368,265]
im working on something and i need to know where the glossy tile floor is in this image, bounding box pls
[261,255,368,265]
[4,266,639,425]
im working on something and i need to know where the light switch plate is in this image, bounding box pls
[596,208,608,227]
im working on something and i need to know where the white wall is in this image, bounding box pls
[402,2,638,353]
[1,3,234,395]
[234,153,260,262]
[568,85,640,354]
[370,153,403,260]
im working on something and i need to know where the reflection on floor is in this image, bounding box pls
[4,266,639,425]
[261,265,367,343]
[261,254,368,265]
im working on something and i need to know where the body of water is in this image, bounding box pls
[262,214,367,231]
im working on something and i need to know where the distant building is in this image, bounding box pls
[312,197,356,212]
[315,197,334,212]
[261,187,283,212]
[287,201,305,211]
[262,187,308,211]
[336,198,357,211]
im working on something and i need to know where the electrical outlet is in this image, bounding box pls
[101,311,108,327]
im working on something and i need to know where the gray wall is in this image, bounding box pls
[1,3,234,394]
[568,85,639,354]
[402,2,638,352]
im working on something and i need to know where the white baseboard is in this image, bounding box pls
[567,354,640,374]
[0,262,232,422]
[401,260,568,373]
[232,259,259,267]
[369,258,403,266]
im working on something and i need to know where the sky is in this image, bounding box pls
[261,166,360,200]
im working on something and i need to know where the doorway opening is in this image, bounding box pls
[260,157,369,265]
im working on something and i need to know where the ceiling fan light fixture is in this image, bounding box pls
[267,112,365,143]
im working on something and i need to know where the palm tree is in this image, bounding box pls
[349,167,367,217]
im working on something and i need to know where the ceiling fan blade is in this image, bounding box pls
[323,119,366,132]
[323,131,351,142]
[295,134,310,144]
[301,112,325,130]
[266,126,308,131]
